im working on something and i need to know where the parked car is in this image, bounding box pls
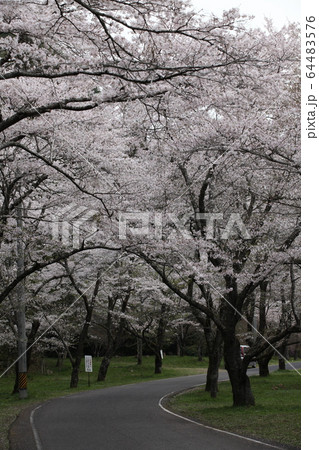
[240,345,257,368]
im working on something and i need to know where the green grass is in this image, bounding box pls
[0,355,208,449]
[167,370,301,448]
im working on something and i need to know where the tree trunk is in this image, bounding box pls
[154,303,167,374]
[26,319,40,369]
[154,352,162,374]
[278,358,286,370]
[177,324,184,357]
[197,344,203,362]
[70,358,81,388]
[278,341,288,370]
[137,337,143,365]
[206,354,219,397]
[97,292,130,382]
[97,356,111,381]
[257,351,274,377]
[15,204,28,399]
[259,360,270,377]
[258,281,268,334]
[69,308,93,388]
[223,335,255,406]
[246,292,256,333]
[204,328,223,398]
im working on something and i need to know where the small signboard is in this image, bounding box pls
[85,355,93,373]
[160,350,164,360]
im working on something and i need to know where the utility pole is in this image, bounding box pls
[16,203,28,399]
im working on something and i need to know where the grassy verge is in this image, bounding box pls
[0,355,208,449]
[167,370,301,449]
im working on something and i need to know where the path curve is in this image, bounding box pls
[10,364,300,450]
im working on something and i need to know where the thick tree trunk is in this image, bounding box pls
[204,328,223,398]
[257,351,274,377]
[97,292,130,382]
[278,356,286,370]
[246,292,256,333]
[206,354,219,397]
[259,360,270,377]
[258,281,268,334]
[70,357,81,388]
[223,335,255,406]
[229,370,255,407]
[154,352,162,374]
[69,309,92,388]
[97,356,111,381]
[278,341,288,370]
[67,270,100,388]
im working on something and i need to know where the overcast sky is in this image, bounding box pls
[190,0,300,29]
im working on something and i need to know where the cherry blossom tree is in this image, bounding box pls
[117,22,300,406]
[0,0,300,408]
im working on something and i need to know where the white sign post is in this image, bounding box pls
[85,355,93,386]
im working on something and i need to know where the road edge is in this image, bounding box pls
[9,402,41,450]
[158,373,300,450]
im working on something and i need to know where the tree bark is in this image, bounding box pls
[154,304,167,374]
[137,337,143,365]
[278,357,286,370]
[246,292,256,333]
[197,344,203,362]
[257,350,274,377]
[204,327,223,398]
[67,269,100,388]
[177,324,185,357]
[278,344,287,370]
[154,352,162,374]
[15,204,28,399]
[97,292,130,382]
[258,281,268,335]
[176,338,181,357]
[26,319,40,369]
[97,356,111,381]
[69,310,92,388]
[223,334,255,406]
[70,356,81,388]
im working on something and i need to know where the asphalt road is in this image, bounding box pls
[10,364,301,450]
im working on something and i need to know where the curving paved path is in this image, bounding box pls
[10,364,300,450]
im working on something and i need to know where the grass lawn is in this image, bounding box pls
[0,355,208,449]
[167,369,301,449]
